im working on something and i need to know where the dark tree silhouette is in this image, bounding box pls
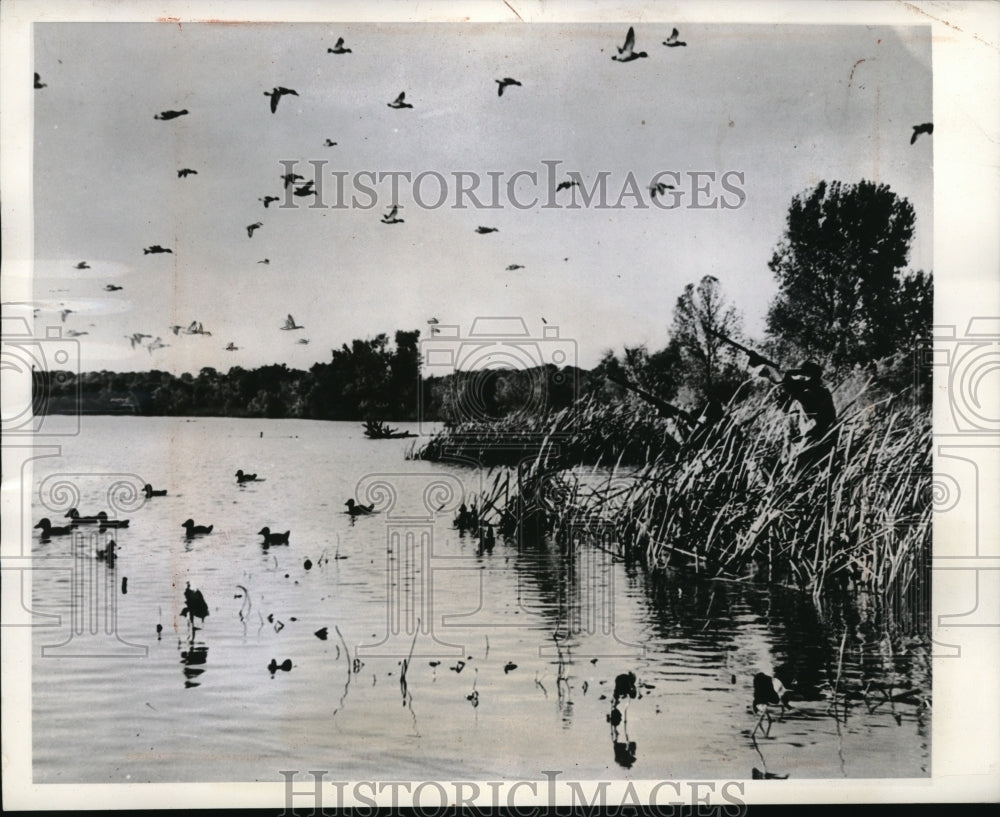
[766,180,929,370]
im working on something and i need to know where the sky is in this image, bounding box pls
[28,21,932,374]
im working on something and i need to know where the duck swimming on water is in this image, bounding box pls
[35,518,74,538]
[345,499,375,516]
[258,527,290,547]
[182,519,214,537]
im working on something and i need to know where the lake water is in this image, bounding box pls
[28,417,930,783]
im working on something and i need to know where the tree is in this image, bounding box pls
[766,180,929,370]
[668,275,745,407]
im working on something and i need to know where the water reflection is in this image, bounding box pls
[179,643,208,689]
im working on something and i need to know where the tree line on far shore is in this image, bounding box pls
[36,180,932,421]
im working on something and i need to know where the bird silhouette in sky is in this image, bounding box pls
[324,139,338,147]
[265,87,298,114]
[154,109,188,121]
[381,204,404,224]
[496,77,522,97]
[910,123,933,144]
[649,181,676,199]
[506,264,525,271]
[293,181,316,197]
[475,226,498,234]
[556,179,580,192]
[60,309,73,322]
[185,321,211,336]
[387,92,413,109]
[427,317,439,324]
[66,329,89,337]
[127,333,152,349]
[662,28,687,47]
[143,245,172,254]
[281,173,304,189]
[104,284,123,291]
[147,337,168,354]
[34,72,47,89]
[612,27,647,62]
[259,195,280,207]
[281,314,304,331]
[296,338,310,345]
[258,259,270,265]
[225,342,239,351]
[75,261,90,269]
[177,168,198,178]
[247,222,263,238]
[328,37,352,54]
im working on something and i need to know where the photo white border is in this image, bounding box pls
[2,0,998,808]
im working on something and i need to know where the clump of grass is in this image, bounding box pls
[440,378,930,621]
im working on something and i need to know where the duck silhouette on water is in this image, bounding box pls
[235,470,259,483]
[182,519,214,537]
[65,508,100,525]
[143,484,167,497]
[35,518,74,538]
[258,527,290,547]
[96,511,130,529]
[345,499,375,516]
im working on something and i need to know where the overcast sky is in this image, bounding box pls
[30,22,932,374]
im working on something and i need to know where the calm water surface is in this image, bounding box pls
[30,417,930,782]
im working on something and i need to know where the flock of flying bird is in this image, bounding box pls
[31,25,932,362]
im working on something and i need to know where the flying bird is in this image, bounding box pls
[143,245,172,254]
[475,226,498,234]
[427,317,439,324]
[381,204,404,224]
[556,179,580,192]
[612,27,647,62]
[34,72,47,89]
[127,332,152,349]
[147,337,168,354]
[259,195,280,207]
[225,342,239,351]
[258,259,270,265]
[60,309,73,322]
[75,261,90,269]
[264,86,298,114]
[387,92,413,109]
[66,330,89,337]
[649,181,676,199]
[293,181,316,197]
[328,37,352,54]
[184,321,211,336]
[247,221,263,238]
[324,139,338,147]
[296,338,310,345]
[281,314,304,330]
[506,264,525,271]
[496,77,522,97]
[662,27,687,47]
[154,109,188,121]
[281,173,304,188]
[910,123,933,144]
[169,325,184,335]
[177,168,198,178]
